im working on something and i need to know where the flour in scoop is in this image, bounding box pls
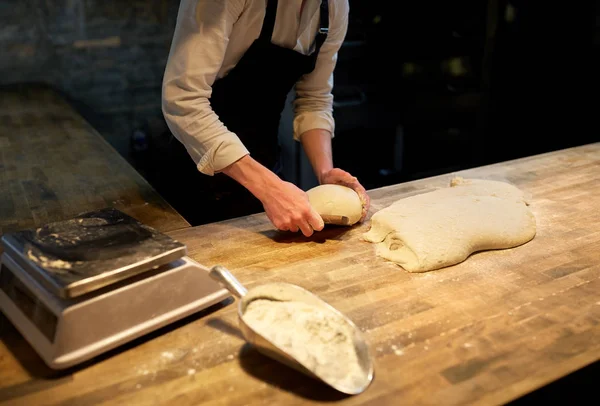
[242,299,364,389]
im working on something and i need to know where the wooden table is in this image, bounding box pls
[0,84,189,240]
[1,143,599,405]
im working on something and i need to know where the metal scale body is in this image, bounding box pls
[0,208,230,369]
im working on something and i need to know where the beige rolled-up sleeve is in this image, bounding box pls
[162,0,248,176]
[292,0,349,141]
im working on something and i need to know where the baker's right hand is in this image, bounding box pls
[220,155,324,236]
[260,179,324,237]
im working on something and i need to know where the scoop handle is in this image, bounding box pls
[209,265,248,298]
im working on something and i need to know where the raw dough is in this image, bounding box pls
[362,177,536,272]
[307,184,363,225]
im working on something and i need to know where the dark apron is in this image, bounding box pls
[167,0,330,225]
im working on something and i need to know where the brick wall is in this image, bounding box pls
[0,0,181,159]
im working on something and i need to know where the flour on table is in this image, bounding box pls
[242,298,365,389]
[363,177,536,272]
[161,351,175,360]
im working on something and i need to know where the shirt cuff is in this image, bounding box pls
[197,134,250,176]
[293,111,335,141]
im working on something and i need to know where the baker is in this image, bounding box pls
[161,0,370,236]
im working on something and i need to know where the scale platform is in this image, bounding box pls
[0,208,231,369]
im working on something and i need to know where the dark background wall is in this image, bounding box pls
[0,0,179,159]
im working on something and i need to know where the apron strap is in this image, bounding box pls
[260,0,329,55]
[313,0,329,54]
[259,0,278,41]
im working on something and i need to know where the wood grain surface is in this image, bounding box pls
[0,84,189,240]
[1,143,599,405]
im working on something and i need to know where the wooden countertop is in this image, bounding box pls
[1,143,600,405]
[0,84,189,240]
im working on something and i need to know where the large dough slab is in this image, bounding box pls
[362,177,536,272]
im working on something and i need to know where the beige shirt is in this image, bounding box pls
[162,0,349,175]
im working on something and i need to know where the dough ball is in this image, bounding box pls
[307,184,363,226]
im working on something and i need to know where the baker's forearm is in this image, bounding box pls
[300,129,334,183]
[222,154,324,236]
[221,155,281,202]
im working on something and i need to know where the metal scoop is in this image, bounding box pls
[209,265,374,395]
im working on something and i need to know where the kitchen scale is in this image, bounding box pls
[0,208,231,369]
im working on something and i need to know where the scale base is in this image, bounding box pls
[0,254,230,370]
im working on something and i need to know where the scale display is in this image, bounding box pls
[0,263,58,341]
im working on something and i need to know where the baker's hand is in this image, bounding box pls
[260,179,325,237]
[319,168,370,222]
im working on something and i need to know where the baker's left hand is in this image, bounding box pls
[319,168,370,222]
